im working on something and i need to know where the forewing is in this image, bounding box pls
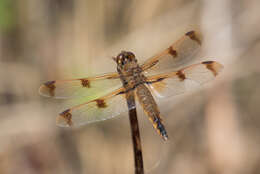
[146,61,223,98]
[56,88,133,127]
[39,73,121,100]
[142,31,202,75]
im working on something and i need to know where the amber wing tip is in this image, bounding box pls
[56,116,72,127]
[39,81,56,97]
[56,109,73,127]
[185,30,195,36]
[211,61,224,74]
[202,61,224,76]
[185,30,202,45]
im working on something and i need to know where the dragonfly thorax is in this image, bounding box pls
[113,51,146,90]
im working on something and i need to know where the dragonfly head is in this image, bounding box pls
[113,51,137,68]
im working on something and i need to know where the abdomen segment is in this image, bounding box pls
[136,84,168,141]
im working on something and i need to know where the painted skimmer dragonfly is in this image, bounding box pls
[39,31,223,141]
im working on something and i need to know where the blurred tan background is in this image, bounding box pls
[0,0,260,174]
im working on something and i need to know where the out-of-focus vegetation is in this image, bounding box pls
[0,0,260,174]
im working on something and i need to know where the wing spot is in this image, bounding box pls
[80,79,90,88]
[202,61,214,64]
[44,81,56,96]
[96,99,107,108]
[185,30,201,45]
[176,70,186,81]
[168,46,177,58]
[202,61,218,76]
[59,109,73,126]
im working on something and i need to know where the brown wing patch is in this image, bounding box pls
[202,61,214,64]
[168,46,177,57]
[202,61,222,76]
[185,30,201,45]
[58,109,73,126]
[41,81,56,97]
[80,79,90,88]
[95,99,107,108]
[176,70,186,81]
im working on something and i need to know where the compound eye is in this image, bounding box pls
[127,52,135,60]
[121,58,126,65]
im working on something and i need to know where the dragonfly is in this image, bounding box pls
[39,31,223,141]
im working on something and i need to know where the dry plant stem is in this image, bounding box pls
[129,108,144,174]
[127,92,144,174]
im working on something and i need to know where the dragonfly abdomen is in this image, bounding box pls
[136,84,168,141]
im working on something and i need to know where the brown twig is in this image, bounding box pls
[128,105,144,174]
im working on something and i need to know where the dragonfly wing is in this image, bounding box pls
[56,87,134,127]
[142,31,202,75]
[146,61,223,98]
[39,72,121,100]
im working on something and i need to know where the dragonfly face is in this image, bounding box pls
[114,51,137,71]
[39,30,223,141]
